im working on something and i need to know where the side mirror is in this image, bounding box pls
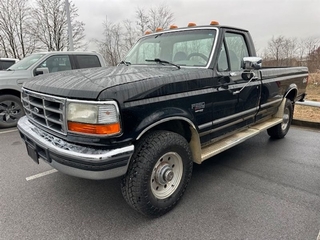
[35,67,49,76]
[242,57,262,70]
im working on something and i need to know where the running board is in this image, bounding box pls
[200,117,283,163]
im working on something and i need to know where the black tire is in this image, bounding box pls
[121,130,193,217]
[267,99,293,139]
[0,95,24,128]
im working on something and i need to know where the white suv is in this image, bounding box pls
[0,51,106,128]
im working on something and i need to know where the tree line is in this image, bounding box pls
[1,0,319,73]
[94,4,174,66]
[97,11,320,72]
[0,0,85,59]
[262,36,320,72]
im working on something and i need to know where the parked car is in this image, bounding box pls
[0,58,19,70]
[0,51,106,128]
[17,22,308,217]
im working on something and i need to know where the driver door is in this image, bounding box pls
[211,31,261,139]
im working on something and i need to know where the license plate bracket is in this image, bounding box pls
[26,143,39,164]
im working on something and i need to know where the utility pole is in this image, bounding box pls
[65,0,74,51]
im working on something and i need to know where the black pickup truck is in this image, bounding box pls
[17,22,308,217]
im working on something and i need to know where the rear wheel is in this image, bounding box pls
[0,95,24,128]
[267,99,293,139]
[121,130,193,217]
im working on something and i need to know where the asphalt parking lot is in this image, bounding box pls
[1,126,320,240]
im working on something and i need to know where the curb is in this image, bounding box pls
[292,119,320,129]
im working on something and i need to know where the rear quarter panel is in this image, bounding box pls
[260,67,308,100]
[257,67,308,120]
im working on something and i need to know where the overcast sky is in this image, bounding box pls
[73,0,320,54]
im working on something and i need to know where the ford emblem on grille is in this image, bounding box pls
[33,107,40,113]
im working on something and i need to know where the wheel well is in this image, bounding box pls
[285,89,297,102]
[0,89,21,98]
[151,120,192,143]
[136,119,202,164]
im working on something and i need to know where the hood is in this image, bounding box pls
[23,66,210,99]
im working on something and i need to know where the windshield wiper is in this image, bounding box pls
[119,60,131,66]
[145,58,180,69]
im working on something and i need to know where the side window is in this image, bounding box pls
[74,55,101,68]
[217,43,228,71]
[39,56,72,73]
[225,32,249,71]
[0,60,15,70]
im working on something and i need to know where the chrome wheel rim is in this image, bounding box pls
[281,106,290,131]
[150,152,183,199]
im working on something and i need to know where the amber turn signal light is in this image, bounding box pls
[68,122,121,135]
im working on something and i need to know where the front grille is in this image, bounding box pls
[21,89,67,135]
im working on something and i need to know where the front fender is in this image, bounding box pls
[134,107,202,164]
[0,82,22,94]
[135,107,197,140]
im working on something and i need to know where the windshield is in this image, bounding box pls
[124,29,216,67]
[8,54,45,71]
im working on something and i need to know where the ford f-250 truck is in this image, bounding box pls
[0,51,106,128]
[17,22,308,217]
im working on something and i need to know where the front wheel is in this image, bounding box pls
[121,130,193,217]
[0,95,25,128]
[267,99,293,139]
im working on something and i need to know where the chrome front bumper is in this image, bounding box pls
[17,116,134,180]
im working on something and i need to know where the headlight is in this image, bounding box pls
[66,101,121,135]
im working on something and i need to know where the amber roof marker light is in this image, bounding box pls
[210,20,219,25]
[188,22,197,27]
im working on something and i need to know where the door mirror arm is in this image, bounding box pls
[232,71,258,95]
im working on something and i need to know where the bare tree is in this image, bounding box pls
[96,17,124,66]
[304,37,320,72]
[264,36,298,66]
[96,4,175,66]
[263,35,320,71]
[282,38,298,66]
[29,0,86,51]
[136,8,150,35]
[122,19,139,52]
[296,38,307,64]
[136,4,174,34]
[0,0,37,58]
[308,46,320,72]
[303,36,320,61]
[266,36,286,66]
[147,4,174,31]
